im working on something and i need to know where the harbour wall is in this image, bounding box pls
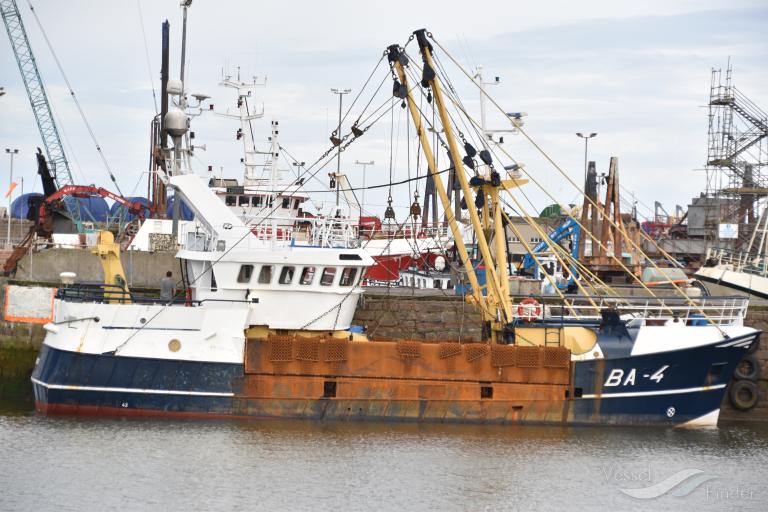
[0,279,44,410]
[13,248,178,288]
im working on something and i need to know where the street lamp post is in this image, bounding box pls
[20,176,24,240]
[355,160,374,214]
[5,148,19,248]
[575,132,597,188]
[331,88,351,206]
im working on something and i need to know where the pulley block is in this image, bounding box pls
[479,149,493,166]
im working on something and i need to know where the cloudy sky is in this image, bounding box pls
[1,0,766,221]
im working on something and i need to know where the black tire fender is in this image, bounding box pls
[734,354,761,381]
[729,380,760,411]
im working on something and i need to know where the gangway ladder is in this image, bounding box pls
[544,327,562,347]
[544,306,563,347]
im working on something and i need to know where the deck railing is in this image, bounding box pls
[705,247,768,278]
[533,295,749,327]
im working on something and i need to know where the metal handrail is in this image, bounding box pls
[56,283,191,306]
[517,294,749,326]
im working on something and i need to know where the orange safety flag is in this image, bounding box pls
[4,181,17,198]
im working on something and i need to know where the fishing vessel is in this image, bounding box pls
[129,68,455,285]
[30,21,760,427]
[696,206,768,299]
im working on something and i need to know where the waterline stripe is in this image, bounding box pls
[716,336,756,347]
[30,377,234,397]
[582,384,726,399]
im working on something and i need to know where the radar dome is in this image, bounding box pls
[166,78,183,95]
[164,109,189,137]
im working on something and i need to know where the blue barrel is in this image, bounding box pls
[109,196,151,222]
[10,193,44,219]
[166,196,194,221]
[69,195,110,222]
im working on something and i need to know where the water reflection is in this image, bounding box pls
[1,414,767,511]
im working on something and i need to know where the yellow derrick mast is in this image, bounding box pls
[388,31,528,342]
[91,231,130,303]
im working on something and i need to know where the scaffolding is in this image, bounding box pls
[704,63,768,250]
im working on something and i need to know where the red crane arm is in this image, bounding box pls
[41,186,150,220]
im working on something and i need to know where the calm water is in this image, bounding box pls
[1,412,767,511]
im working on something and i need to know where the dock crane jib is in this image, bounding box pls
[1,0,81,227]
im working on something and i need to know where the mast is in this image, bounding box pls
[388,44,506,328]
[218,78,265,184]
[154,20,170,217]
[268,120,279,204]
[411,30,513,333]
[180,0,191,85]
[172,1,192,236]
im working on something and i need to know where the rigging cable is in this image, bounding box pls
[136,0,159,114]
[404,46,616,308]
[425,66,643,304]
[428,38,725,330]
[112,35,442,349]
[336,53,386,132]
[110,45,409,351]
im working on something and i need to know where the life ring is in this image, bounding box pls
[517,297,542,323]
[729,380,759,411]
[734,354,761,381]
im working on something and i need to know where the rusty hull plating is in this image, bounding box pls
[232,335,573,423]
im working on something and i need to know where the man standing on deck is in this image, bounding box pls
[160,271,175,302]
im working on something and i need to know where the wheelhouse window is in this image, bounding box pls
[300,266,316,285]
[281,197,290,209]
[339,267,357,286]
[279,266,295,284]
[237,264,254,283]
[238,195,250,206]
[252,196,263,207]
[258,265,273,284]
[225,195,236,206]
[320,267,337,286]
[293,199,301,209]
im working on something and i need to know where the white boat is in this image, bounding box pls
[696,205,768,299]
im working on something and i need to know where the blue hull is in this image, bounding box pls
[570,333,757,425]
[32,345,240,418]
[31,331,759,426]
